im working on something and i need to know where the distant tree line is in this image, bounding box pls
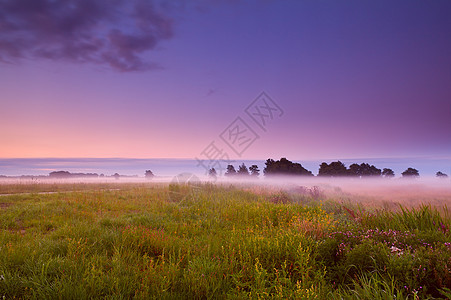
[314,161,421,178]
[209,163,260,179]
[48,171,138,179]
[49,171,100,178]
[210,158,449,179]
[42,160,448,180]
[318,161,395,178]
[264,158,313,176]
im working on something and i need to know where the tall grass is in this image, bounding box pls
[0,183,449,298]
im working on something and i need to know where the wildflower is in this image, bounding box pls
[390,246,403,255]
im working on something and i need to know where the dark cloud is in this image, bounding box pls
[0,0,174,71]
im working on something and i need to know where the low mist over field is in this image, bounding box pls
[1,174,450,210]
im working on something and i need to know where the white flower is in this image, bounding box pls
[390,246,403,255]
[390,246,401,252]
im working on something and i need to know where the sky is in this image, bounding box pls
[1,0,450,167]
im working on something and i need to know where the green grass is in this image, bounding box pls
[0,183,450,299]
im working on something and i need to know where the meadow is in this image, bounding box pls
[0,180,450,299]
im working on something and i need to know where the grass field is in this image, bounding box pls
[0,181,450,299]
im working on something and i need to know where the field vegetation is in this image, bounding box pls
[0,181,450,299]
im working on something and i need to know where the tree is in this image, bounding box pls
[401,168,419,178]
[382,168,395,178]
[208,168,217,179]
[263,159,275,176]
[362,163,381,176]
[348,163,381,177]
[225,165,236,177]
[318,161,348,177]
[49,171,71,178]
[145,170,154,179]
[263,158,313,176]
[237,163,249,176]
[113,173,120,180]
[436,171,448,178]
[249,165,260,177]
[348,163,361,176]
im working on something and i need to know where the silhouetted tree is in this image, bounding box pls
[318,161,348,177]
[264,158,313,176]
[401,168,419,178]
[249,165,260,177]
[113,173,120,180]
[348,163,381,177]
[363,163,381,176]
[48,171,98,178]
[382,168,395,178]
[263,159,275,176]
[208,168,217,179]
[436,171,448,178]
[348,164,361,176]
[225,165,236,177]
[145,170,154,179]
[237,163,250,176]
[49,171,71,178]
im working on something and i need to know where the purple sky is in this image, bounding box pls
[1,0,450,163]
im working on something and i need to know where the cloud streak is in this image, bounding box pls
[0,0,174,71]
